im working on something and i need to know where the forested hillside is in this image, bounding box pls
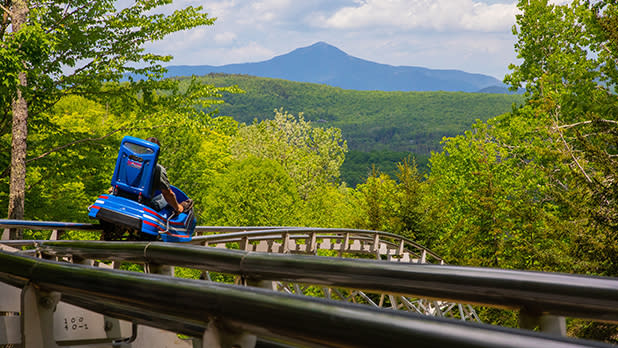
[181,74,523,184]
[190,74,521,153]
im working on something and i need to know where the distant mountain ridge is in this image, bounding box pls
[165,42,509,93]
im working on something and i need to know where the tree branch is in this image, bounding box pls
[45,1,94,34]
[0,124,173,179]
[600,42,618,66]
[25,124,172,164]
[25,127,128,165]
[553,119,618,130]
[1,9,9,39]
[26,171,50,192]
[0,3,14,18]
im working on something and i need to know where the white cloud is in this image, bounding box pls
[340,29,517,78]
[251,0,293,14]
[317,0,518,32]
[202,0,237,18]
[148,26,211,54]
[232,0,297,26]
[224,42,275,63]
[214,32,237,44]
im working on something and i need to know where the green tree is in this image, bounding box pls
[231,108,347,198]
[506,0,618,276]
[393,157,426,242]
[144,114,239,220]
[300,183,359,228]
[424,117,578,269]
[202,156,301,226]
[19,96,118,223]
[353,167,399,232]
[1,0,216,237]
[505,3,618,338]
[0,91,238,229]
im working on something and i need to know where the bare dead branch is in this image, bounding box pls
[601,42,618,66]
[0,3,14,18]
[552,111,593,183]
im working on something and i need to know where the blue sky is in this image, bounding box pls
[147,0,569,80]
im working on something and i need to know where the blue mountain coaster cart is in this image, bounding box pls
[88,136,196,242]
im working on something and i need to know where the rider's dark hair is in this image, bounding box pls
[146,137,160,146]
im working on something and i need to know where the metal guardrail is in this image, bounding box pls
[0,250,613,348]
[0,220,472,322]
[3,219,618,343]
[35,240,618,324]
[2,221,477,327]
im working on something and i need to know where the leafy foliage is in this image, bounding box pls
[0,80,239,225]
[3,0,618,341]
[230,109,347,198]
[202,156,301,226]
[1,0,215,118]
[505,0,618,277]
[423,114,579,270]
[299,183,359,228]
[341,150,429,188]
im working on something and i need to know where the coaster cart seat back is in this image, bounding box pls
[111,136,159,203]
[88,136,196,242]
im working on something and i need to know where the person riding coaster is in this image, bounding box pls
[88,136,196,242]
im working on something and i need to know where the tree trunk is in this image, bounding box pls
[7,0,29,240]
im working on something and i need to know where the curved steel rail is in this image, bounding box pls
[1,220,444,262]
[0,219,100,231]
[0,250,612,348]
[192,227,444,263]
[180,226,466,319]
[1,220,467,320]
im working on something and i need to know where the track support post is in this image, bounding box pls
[200,320,256,348]
[519,309,566,336]
[21,283,61,348]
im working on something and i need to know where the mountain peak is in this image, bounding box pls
[308,41,337,49]
[287,41,349,58]
[310,41,329,47]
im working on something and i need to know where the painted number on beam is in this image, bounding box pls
[64,317,89,331]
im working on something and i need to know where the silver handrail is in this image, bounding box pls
[35,240,618,324]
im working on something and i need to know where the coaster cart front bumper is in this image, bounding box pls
[88,194,195,242]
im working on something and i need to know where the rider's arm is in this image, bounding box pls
[155,164,183,213]
[161,188,183,213]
